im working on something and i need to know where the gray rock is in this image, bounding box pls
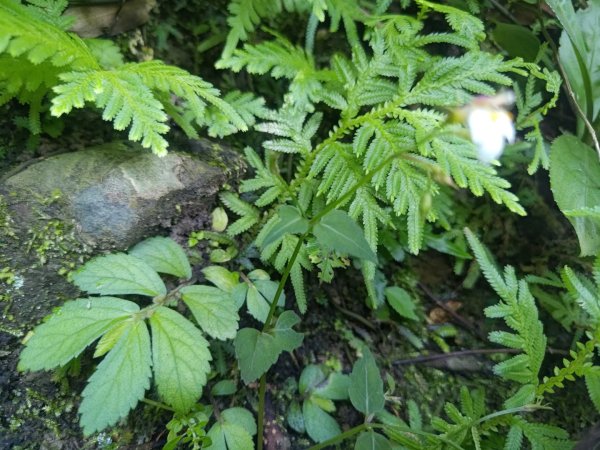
[2,139,244,250]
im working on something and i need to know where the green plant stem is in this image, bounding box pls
[140,397,175,412]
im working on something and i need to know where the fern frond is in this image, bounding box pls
[220,192,260,236]
[0,0,97,69]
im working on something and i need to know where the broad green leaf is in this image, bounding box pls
[79,320,152,435]
[348,349,385,416]
[19,297,138,371]
[384,287,418,321]
[262,206,309,247]
[315,373,350,400]
[129,237,192,280]
[492,23,540,62]
[299,365,326,395]
[234,328,280,384]
[550,134,600,255]
[72,253,166,297]
[271,310,303,353]
[205,407,256,450]
[313,210,377,262]
[203,266,239,292]
[150,306,212,412]
[180,285,240,340]
[246,280,285,323]
[221,407,257,436]
[288,400,305,433]
[355,431,392,450]
[211,380,237,396]
[231,282,249,309]
[206,423,253,450]
[302,398,341,443]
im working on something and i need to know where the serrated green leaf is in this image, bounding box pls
[586,371,600,413]
[94,319,131,358]
[181,285,240,340]
[149,307,211,412]
[384,286,418,321]
[19,297,138,371]
[129,237,192,280]
[303,398,341,443]
[262,206,309,247]
[79,320,152,435]
[550,134,600,256]
[202,266,239,293]
[355,431,392,450]
[72,253,166,297]
[348,349,385,416]
[234,328,279,384]
[313,210,377,262]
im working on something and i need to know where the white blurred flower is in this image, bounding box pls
[457,91,516,163]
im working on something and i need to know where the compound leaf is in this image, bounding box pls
[129,237,192,280]
[149,306,211,413]
[19,297,138,371]
[181,285,240,340]
[72,253,166,297]
[79,320,152,435]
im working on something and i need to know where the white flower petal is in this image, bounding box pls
[467,108,515,163]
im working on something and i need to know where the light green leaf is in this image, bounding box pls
[287,400,305,433]
[550,134,600,255]
[313,210,377,262]
[202,266,239,293]
[348,349,385,416]
[355,431,392,450]
[79,320,152,435]
[222,407,257,436]
[271,310,303,353]
[94,319,132,358]
[129,237,192,280]
[72,253,166,297]
[19,297,138,371]
[234,328,279,384]
[246,280,285,323]
[262,205,309,247]
[315,373,350,401]
[303,398,341,443]
[384,287,418,321]
[205,407,256,450]
[149,307,211,412]
[206,423,254,450]
[211,380,237,396]
[181,285,240,340]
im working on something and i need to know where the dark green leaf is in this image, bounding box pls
[181,285,240,340]
[79,320,152,435]
[234,328,279,384]
[492,23,540,61]
[550,134,600,255]
[246,280,285,323]
[262,205,309,247]
[315,373,350,401]
[299,365,326,395]
[129,237,192,279]
[348,349,385,416]
[313,210,377,262]
[287,400,305,433]
[72,253,166,297]
[384,286,418,321]
[355,431,392,450]
[271,310,303,353]
[150,307,211,412]
[19,297,138,371]
[303,398,341,443]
